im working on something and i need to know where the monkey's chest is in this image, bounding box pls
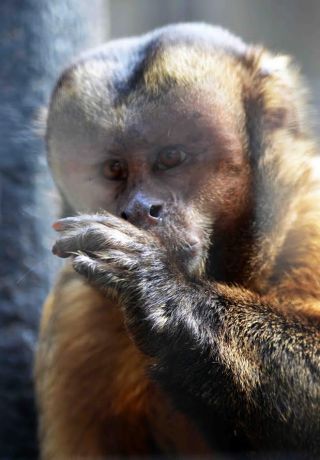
[97,296,211,456]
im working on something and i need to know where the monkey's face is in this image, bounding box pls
[47,56,251,276]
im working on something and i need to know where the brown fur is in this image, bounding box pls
[36,265,210,458]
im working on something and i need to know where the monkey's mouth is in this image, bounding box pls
[173,235,208,277]
[183,238,202,259]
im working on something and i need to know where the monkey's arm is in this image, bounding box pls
[52,214,320,453]
[148,283,320,452]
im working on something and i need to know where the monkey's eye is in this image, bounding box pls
[156,146,187,170]
[103,159,128,181]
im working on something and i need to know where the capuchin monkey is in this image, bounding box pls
[35,23,320,459]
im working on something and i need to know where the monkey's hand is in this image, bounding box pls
[52,213,172,286]
[52,213,189,346]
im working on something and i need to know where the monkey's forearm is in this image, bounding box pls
[139,280,320,451]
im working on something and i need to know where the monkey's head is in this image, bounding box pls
[46,24,312,282]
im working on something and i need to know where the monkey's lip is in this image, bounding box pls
[186,238,202,255]
[189,238,201,247]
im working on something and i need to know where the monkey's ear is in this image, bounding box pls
[244,47,311,138]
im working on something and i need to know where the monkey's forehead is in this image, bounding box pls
[58,23,248,85]
[48,24,250,134]
[53,22,248,97]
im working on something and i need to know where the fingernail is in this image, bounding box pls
[52,221,62,231]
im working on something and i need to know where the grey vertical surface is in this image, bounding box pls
[0,1,108,457]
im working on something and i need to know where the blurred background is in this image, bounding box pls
[0,0,319,458]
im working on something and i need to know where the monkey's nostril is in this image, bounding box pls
[121,211,128,220]
[149,204,162,219]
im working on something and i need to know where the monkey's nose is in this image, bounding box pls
[121,199,163,227]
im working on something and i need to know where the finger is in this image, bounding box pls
[53,213,140,237]
[52,223,144,260]
[52,214,111,232]
[52,225,107,258]
[72,253,126,287]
